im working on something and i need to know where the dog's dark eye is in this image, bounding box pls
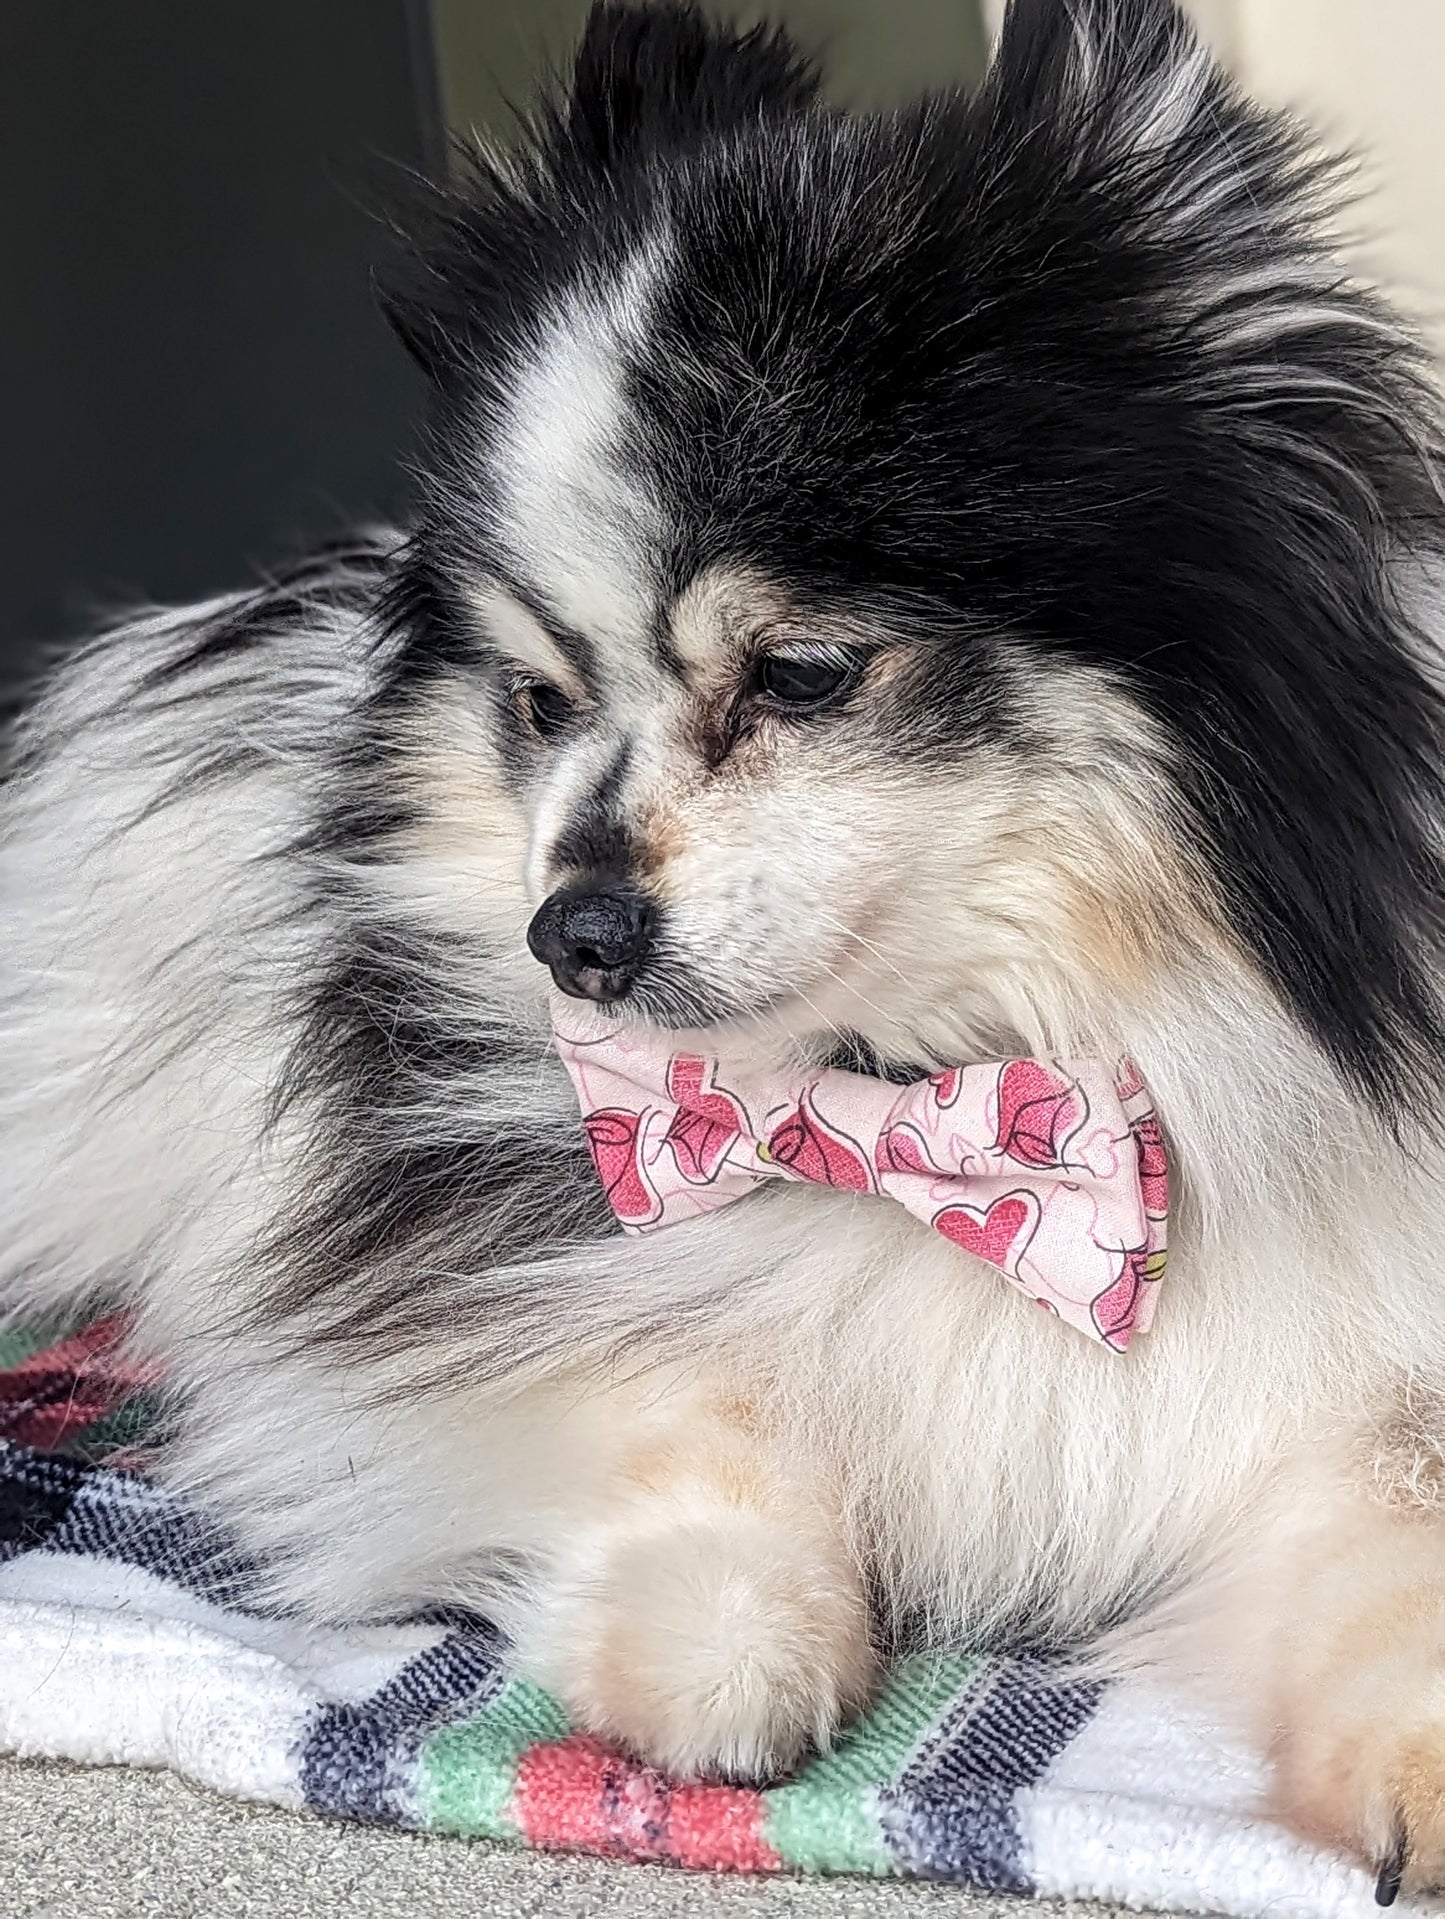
[753,649,865,711]
[516,679,573,740]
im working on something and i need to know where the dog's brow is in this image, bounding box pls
[468,578,597,698]
[663,564,775,679]
[649,602,687,680]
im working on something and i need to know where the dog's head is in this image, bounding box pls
[375,0,1445,1123]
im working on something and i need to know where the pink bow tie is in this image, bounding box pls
[552,1002,1168,1351]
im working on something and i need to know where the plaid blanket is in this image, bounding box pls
[0,1321,1402,1915]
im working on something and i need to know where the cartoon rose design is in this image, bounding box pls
[662,1054,746,1184]
[1131,1112,1169,1217]
[875,1121,939,1177]
[994,1061,1085,1168]
[581,1108,659,1225]
[1114,1058,1145,1101]
[767,1085,873,1191]
[1089,1247,1152,1351]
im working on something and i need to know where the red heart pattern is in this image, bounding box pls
[553,998,1168,1354]
[933,1193,1038,1271]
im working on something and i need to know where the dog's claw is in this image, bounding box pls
[1375,1818,1409,1907]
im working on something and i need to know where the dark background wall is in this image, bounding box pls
[431,0,986,131]
[0,1,435,705]
[0,1,987,713]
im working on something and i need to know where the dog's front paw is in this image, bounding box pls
[529,1512,876,1780]
[1275,1694,1445,1903]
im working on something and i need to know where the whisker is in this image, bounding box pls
[789,982,850,1052]
[812,954,901,1035]
[812,908,911,989]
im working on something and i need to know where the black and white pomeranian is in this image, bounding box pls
[7,0,1445,1889]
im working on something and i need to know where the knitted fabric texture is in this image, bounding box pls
[0,1319,1402,1914]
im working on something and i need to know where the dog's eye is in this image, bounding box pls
[515,679,574,740]
[752,647,865,711]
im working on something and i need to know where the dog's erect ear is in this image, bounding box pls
[378,2,819,385]
[985,0,1215,156]
[560,0,820,180]
[978,0,1299,283]
[990,0,1195,73]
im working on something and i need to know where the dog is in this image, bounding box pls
[6,0,1445,1892]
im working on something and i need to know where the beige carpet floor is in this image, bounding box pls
[2,1753,1166,1919]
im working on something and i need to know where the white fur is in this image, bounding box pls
[0,554,1426,1668]
[490,238,670,647]
[9,5,1445,1878]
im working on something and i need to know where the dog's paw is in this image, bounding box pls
[528,1512,876,1780]
[1272,1661,1445,1900]
[1373,1745,1445,1904]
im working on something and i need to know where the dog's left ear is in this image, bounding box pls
[558,0,820,183]
[978,0,1328,330]
[378,2,819,386]
[983,0,1216,152]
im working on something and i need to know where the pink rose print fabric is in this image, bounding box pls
[552,1000,1169,1352]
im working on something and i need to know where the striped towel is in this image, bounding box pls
[0,1320,1404,1915]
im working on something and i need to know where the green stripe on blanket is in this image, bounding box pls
[420,1675,572,1839]
[764,1654,984,1873]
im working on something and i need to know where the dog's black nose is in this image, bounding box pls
[526,886,655,1001]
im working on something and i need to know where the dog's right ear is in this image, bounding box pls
[378,2,820,386]
[558,0,820,182]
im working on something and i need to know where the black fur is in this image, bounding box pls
[262,916,616,1356]
[376,0,1445,1129]
[377,2,819,389]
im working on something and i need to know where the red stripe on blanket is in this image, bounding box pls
[0,1313,159,1450]
[510,1734,779,1871]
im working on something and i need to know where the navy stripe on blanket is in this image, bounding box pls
[300,1615,509,1824]
[0,1442,87,1553]
[0,1438,258,1606]
[878,1657,1102,1887]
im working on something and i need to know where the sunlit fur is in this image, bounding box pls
[8,0,1445,1880]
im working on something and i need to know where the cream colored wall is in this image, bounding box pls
[1226,1,1445,354]
[979,0,1445,357]
[1178,0,1239,60]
